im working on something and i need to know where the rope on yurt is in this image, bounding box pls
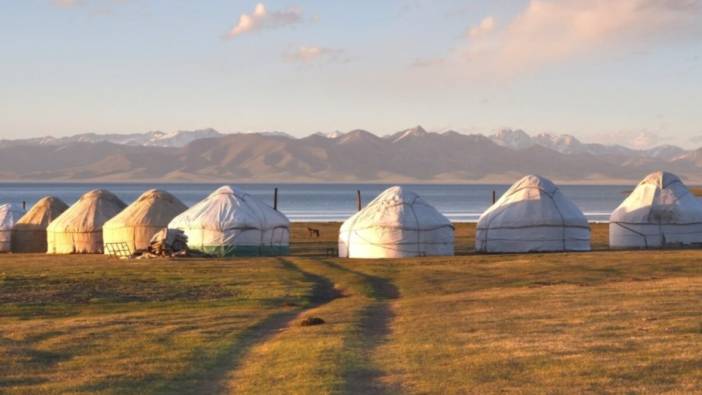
[541,188,568,251]
[408,195,422,255]
[242,194,266,248]
[642,175,686,248]
[344,210,365,258]
[349,223,454,255]
[480,183,585,251]
[611,222,649,248]
[344,195,453,257]
[349,231,453,255]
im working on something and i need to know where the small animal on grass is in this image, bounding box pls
[307,227,320,238]
[300,316,325,326]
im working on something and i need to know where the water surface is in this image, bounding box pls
[0,183,632,222]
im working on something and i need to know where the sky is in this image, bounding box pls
[1,0,701,148]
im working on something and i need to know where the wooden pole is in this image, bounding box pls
[492,190,496,204]
[273,187,278,211]
[356,190,362,211]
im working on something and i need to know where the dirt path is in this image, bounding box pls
[221,258,400,394]
[318,261,400,394]
[198,258,344,394]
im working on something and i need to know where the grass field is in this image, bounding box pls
[2,223,702,394]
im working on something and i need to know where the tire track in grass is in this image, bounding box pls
[223,258,401,394]
[199,258,342,394]
[318,260,400,394]
[224,258,374,393]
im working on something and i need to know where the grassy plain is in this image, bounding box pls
[2,223,702,394]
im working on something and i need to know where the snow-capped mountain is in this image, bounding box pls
[532,133,588,154]
[489,129,534,150]
[386,125,430,143]
[643,145,688,160]
[312,131,345,139]
[0,129,224,148]
[489,128,685,160]
[0,126,697,183]
[143,129,224,147]
[6,127,687,159]
[257,131,295,139]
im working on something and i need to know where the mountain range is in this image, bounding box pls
[0,127,700,183]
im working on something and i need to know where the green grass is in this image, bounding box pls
[0,255,318,394]
[2,223,702,394]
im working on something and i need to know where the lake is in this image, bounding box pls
[0,183,632,222]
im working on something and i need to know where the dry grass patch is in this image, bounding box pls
[0,255,316,394]
[2,223,701,394]
[227,258,399,394]
[346,250,702,393]
[288,222,610,254]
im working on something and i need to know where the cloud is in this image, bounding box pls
[228,3,303,39]
[52,0,81,7]
[50,0,131,13]
[411,57,446,68]
[425,0,702,77]
[284,46,349,64]
[467,16,495,38]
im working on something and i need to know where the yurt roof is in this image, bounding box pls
[169,186,288,231]
[104,189,186,228]
[341,186,451,231]
[501,174,558,197]
[0,204,23,230]
[610,171,702,224]
[639,171,682,189]
[14,196,69,230]
[478,175,587,228]
[47,189,127,233]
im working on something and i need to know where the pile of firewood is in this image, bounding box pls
[132,229,190,259]
[148,228,188,256]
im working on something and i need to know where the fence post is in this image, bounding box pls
[273,187,278,211]
[356,190,362,211]
[492,190,496,204]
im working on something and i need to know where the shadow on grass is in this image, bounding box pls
[0,377,50,388]
[320,260,401,394]
[0,335,67,390]
[73,258,343,394]
[279,259,343,306]
[319,260,399,300]
[195,258,343,394]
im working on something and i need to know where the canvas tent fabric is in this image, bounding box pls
[476,175,591,253]
[338,186,454,258]
[0,204,24,252]
[609,171,702,249]
[46,189,127,254]
[11,196,68,253]
[103,189,187,254]
[168,186,290,257]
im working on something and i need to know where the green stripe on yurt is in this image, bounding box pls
[198,245,289,257]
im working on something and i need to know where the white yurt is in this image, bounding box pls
[610,171,702,249]
[0,204,24,252]
[103,189,187,255]
[338,186,454,258]
[476,175,591,253]
[47,189,127,254]
[168,186,289,257]
[11,196,69,253]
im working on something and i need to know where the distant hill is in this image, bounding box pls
[0,127,700,183]
[0,128,224,148]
